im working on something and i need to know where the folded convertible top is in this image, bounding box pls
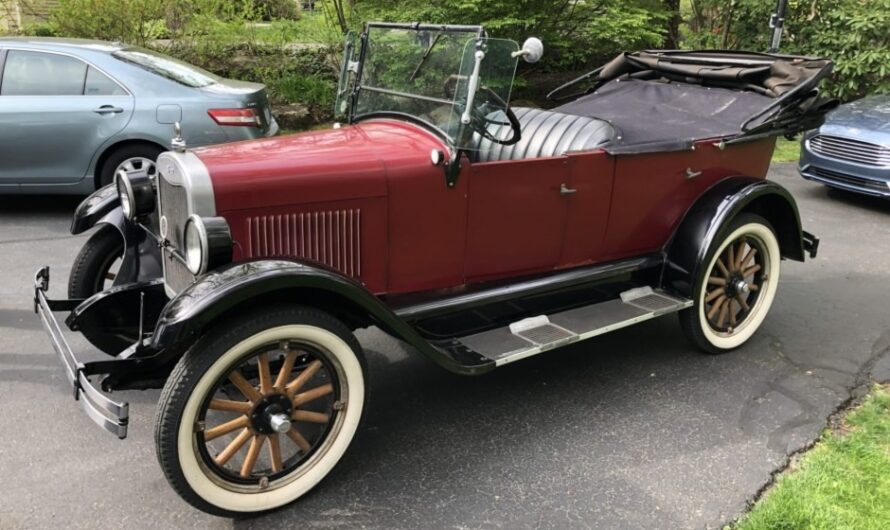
[549,50,836,153]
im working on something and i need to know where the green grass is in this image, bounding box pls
[736,385,890,530]
[772,136,802,163]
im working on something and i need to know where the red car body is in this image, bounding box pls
[199,122,774,296]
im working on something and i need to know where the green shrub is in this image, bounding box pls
[358,0,669,70]
[50,0,169,45]
[253,0,301,21]
[682,0,890,100]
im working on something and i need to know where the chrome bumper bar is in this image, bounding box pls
[34,267,129,439]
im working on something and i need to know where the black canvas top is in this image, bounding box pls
[555,78,774,149]
[549,50,835,153]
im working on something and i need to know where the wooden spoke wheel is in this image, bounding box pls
[156,306,366,517]
[702,233,765,334]
[680,213,781,354]
[198,342,340,485]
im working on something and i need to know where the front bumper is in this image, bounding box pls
[799,136,890,198]
[34,267,129,439]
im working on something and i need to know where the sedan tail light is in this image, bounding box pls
[207,108,261,127]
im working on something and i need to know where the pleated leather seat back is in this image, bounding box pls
[473,107,616,162]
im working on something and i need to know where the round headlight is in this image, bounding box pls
[115,169,154,220]
[115,170,135,220]
[183,215,208,275]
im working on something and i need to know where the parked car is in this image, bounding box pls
[799,94,890,197]
[34,23,832,516]
[0,37,278,194]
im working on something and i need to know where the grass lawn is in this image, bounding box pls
[772,136,802,163]
[735,385,890,530]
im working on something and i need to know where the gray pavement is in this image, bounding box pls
[0,164,888,529]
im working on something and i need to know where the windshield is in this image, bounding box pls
[351,25,482,138]
[113,47,219,88]
[339,24,521,148]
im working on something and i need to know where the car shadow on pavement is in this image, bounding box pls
[0,194,83,214]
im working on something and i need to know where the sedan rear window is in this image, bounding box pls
[113,48,218,88]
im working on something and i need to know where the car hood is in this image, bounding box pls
[821,94,890,143]
[193,120,449,212]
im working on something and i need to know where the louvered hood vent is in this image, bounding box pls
[245,210,362,278]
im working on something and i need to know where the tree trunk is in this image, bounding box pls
[663,0,681,49]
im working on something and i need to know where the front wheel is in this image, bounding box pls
[68,225,124,300]
[155,306,366,517]
[679,213,781,354]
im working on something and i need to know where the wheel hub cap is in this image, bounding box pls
[267,412,292,434]
[250,394,293,435]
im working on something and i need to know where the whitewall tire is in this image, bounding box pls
[679,213,781,354]
[155,306,366,517]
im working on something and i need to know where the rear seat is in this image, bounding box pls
[473,107,616,162]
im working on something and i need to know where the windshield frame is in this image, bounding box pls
[346,22,488,145]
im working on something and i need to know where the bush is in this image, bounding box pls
[50,0,169,45]
[682,0,890,100]
[254,0,301,21]
[358,0,669,70]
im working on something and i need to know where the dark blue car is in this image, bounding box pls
[799,94,890,198]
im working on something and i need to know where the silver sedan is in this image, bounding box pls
[0,37,278,194]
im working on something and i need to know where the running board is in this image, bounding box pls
[454,288,692,366]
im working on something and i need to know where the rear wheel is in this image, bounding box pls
[155,306,366,517]
[98,144,163,188]
[679,213,781,354]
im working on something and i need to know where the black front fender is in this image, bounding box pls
[663,177,814,298]
[71,184,120,235]
[71,184,162,286]
[149,260,495,375]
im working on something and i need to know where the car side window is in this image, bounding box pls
[84,66,127,96]
[0,50,87,96]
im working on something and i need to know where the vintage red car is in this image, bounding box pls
[35,22,833,516]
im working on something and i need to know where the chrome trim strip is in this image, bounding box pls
[809,135,890,168]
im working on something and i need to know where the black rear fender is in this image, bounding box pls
[149,260,494,375]
[663,177,814,298]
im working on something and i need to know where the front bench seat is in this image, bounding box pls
[473,107,616,162]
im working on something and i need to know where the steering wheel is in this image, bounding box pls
[469,87,522,146]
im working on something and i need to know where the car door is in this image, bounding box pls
[0,48,134,185]
[464,156,571,281]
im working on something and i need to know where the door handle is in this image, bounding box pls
[559,183,577,195]
[94,106,124,115]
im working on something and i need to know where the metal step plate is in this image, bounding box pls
[458,288,692,366]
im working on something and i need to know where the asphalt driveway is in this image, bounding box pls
[0,164,888,529]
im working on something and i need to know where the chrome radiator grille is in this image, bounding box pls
[158,173,196,294]
[810,135,890,167]
[245,210,362,278]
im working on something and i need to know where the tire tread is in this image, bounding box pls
[155,304,365,517]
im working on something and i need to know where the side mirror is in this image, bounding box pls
[513,37,544,63]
